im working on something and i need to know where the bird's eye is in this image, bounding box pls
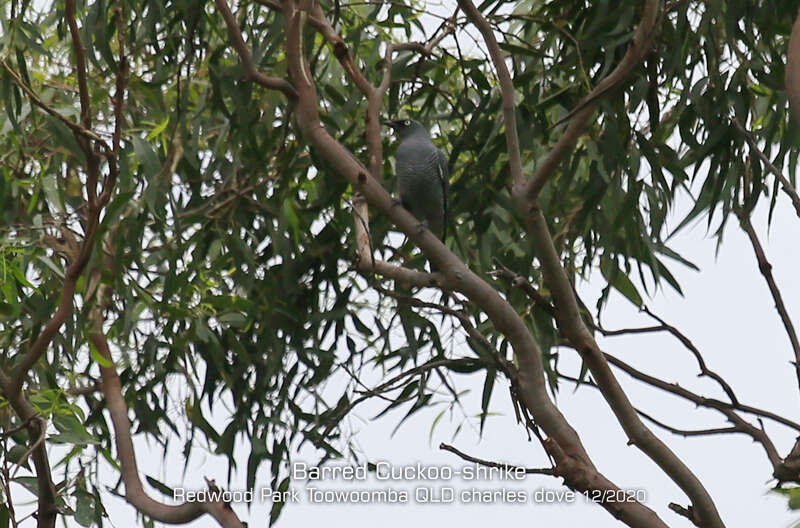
[403,120,411,126]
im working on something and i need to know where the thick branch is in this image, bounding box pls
[524,207,723,528]
[281,2,666,525]
[302,4,384,177]
[485,0,722,522]
[10,279,77,394]
[0,372,58,528]
[89,268,244,526]
[457,0,523,188]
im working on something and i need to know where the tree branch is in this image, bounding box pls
[215,0,298,99]
[440,443,557,476]
[0,372,58,528]
[736,210,800,390]
[599,306,741,406]
[732,118,800,218]
[352,196,446,288]
[281,2,667,525]
[472,0,723,522]
[89,259,245,526]
[521,0,662,199]
[456,0,523,188]
[306,3,451,180]
[524,206,724,527]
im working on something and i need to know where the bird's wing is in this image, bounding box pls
[436,147,450,242]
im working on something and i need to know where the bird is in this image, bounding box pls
[384,119,449,251]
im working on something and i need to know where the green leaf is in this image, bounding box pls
[146,117,170,141]
[89,341,112,367]
[50,414,98,446]
[600,255,643,308]
[269,477,290,526]
[479,369,496,435]
[146,475,175,497]
[0,503,9,528]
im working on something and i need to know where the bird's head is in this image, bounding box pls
[383,118,428,140]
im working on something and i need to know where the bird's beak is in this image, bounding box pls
[383,120,401,129]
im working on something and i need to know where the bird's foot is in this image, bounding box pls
[416,220,429,236]
[391,197,403,208]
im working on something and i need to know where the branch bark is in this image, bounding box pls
[525,208,724,527]
[512,0,661,199]
[737,210,800,389]
[0,5,129,524]
[88,244,245,526]
[456,0,523,188]
[459,0,723,522]
[10,0,121,399]
[280,2,667,525]
[214,0,298,99]
[0,372,58,528]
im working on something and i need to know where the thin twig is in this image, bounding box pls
[440,443,557,475]
[215,0,298,99]
[732,118,800,218]
[737,210,800,391]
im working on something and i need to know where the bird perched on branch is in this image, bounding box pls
[384,119,449,265]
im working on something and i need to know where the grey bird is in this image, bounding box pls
[384,119,449,250]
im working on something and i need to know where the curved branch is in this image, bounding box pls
[281,2,666,526]
[456,0,523,187]
[0,372,58,528]
[309,3,451,179]
[598,306,741,406]
[89,274,245,526]
[215,0,298,99]
[598,352,785,474]
[480,0,723,522]
[9,0,123,392]
[521,0,662,199]
[525,207,724,527]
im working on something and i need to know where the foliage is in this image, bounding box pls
[0,0,799,526]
